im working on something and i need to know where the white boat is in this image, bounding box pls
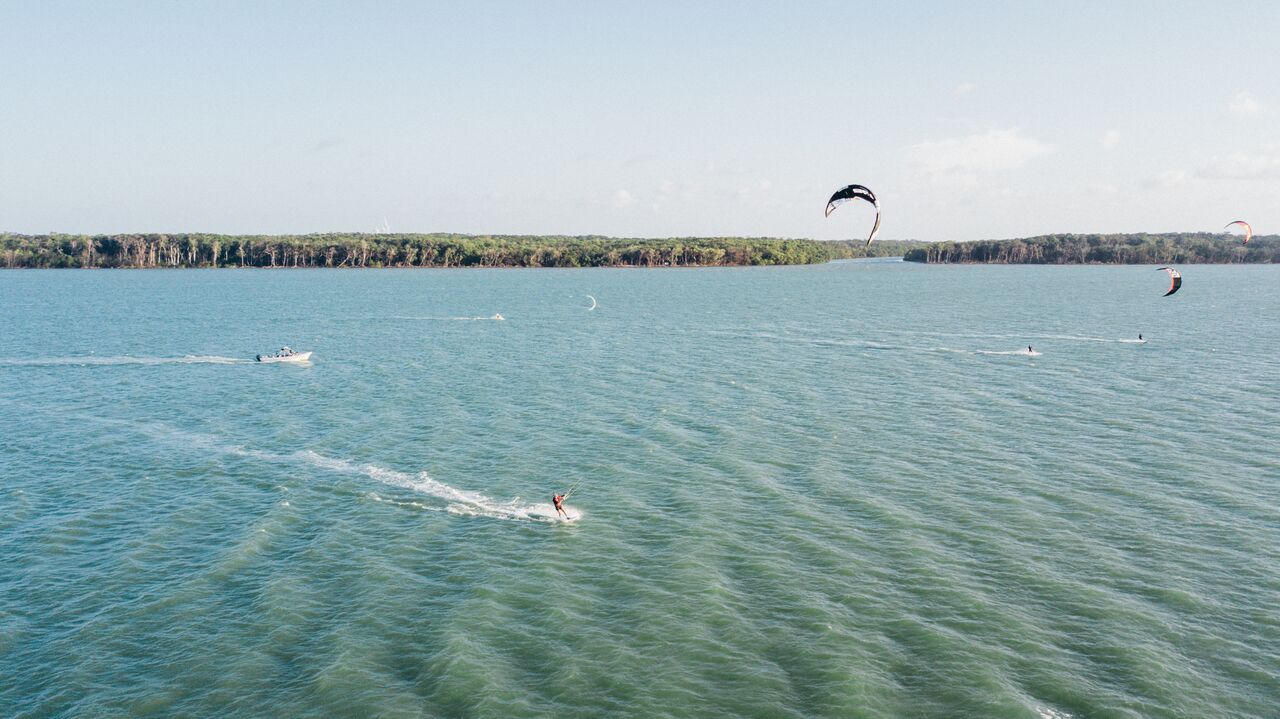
[256,347,312,363]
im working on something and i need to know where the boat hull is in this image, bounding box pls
[256,351,312,363]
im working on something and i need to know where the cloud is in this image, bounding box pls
[611,189,635,208]
[624,152,657,167]
[953,82,976,96]
[734,179,774,202]
[1198,146,1280,180]
[908,129,1053,180]
[1146,169,1190,188]
[1229,91,1260,117]
[1101,129,1121,149]
[310,136,344,152]
[1145,145,1280,187]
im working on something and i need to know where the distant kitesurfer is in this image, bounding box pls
[552,493,568,519]
[1138,334,1143,341]
[1028,345,1033,353]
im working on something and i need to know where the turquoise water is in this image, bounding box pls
[2,263,1277,718]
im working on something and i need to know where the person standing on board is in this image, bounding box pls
[552,493,569,519]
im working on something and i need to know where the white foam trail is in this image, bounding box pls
[975,349,1041,356]
[367,492,440,513]
[295,450,575,523]
[585,294,597,311]
[1021,334,1137,344]
[0,355,250,366]
[901,331,1144,344]
[392,315,505,321]
[28,412,573,525]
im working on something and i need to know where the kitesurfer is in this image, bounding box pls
[552,493,568,519]
[1028,345,1034,353]
[1138,334,1143,341]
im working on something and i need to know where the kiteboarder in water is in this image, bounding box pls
[1028,345,1034,353]
[1138,334,1143,341]
[552,493,568,519]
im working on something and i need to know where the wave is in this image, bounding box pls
[900,331,1144,344]
[1022,334,1141,344]
[391,314,505,321]
[975,349,1041,356]
[293,450,576,523]
[17,412,570,525]
[0,355,250,367]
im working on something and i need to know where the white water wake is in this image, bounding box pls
[975,349,1042,356]
[0,355,250,366]
[392,314,505,321]
[903,331,1145,344]
[25,411,576,525]
[293,450,577,523]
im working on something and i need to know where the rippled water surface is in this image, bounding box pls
[2,263,1277,718]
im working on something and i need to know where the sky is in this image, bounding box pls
[1,1,1277,241]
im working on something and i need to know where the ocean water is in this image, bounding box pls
[1,262,1277,719]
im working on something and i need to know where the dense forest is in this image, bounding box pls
[0,233,919,269]
[902,233,1277,264]
[5,231,1273,268]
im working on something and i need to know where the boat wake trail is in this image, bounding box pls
[294,450,575,523]
[0,355,250,367]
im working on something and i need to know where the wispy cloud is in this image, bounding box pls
[611,189,635,209]
[909,129,1053,182]
[1198,145,1280,180]
[1101,129,1121,149]
[1229,91,1260,117]
[310,136,344,152]
[1145,144,1280,187]
[624,152,657,167]
[735,179,773,202]
[1146,169,1190,188]
[953,82,976,96]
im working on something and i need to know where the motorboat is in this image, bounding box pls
[255,347,312,363]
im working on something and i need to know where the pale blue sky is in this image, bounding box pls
[1,1,1276,240]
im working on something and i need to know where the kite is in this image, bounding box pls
[1225,220,1253,245]
[1157,267,1182,297]
[825,184,881,246]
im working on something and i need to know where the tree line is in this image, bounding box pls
[0,233,916,269]
[902,233,1277,264]
[11,231,1267,268]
